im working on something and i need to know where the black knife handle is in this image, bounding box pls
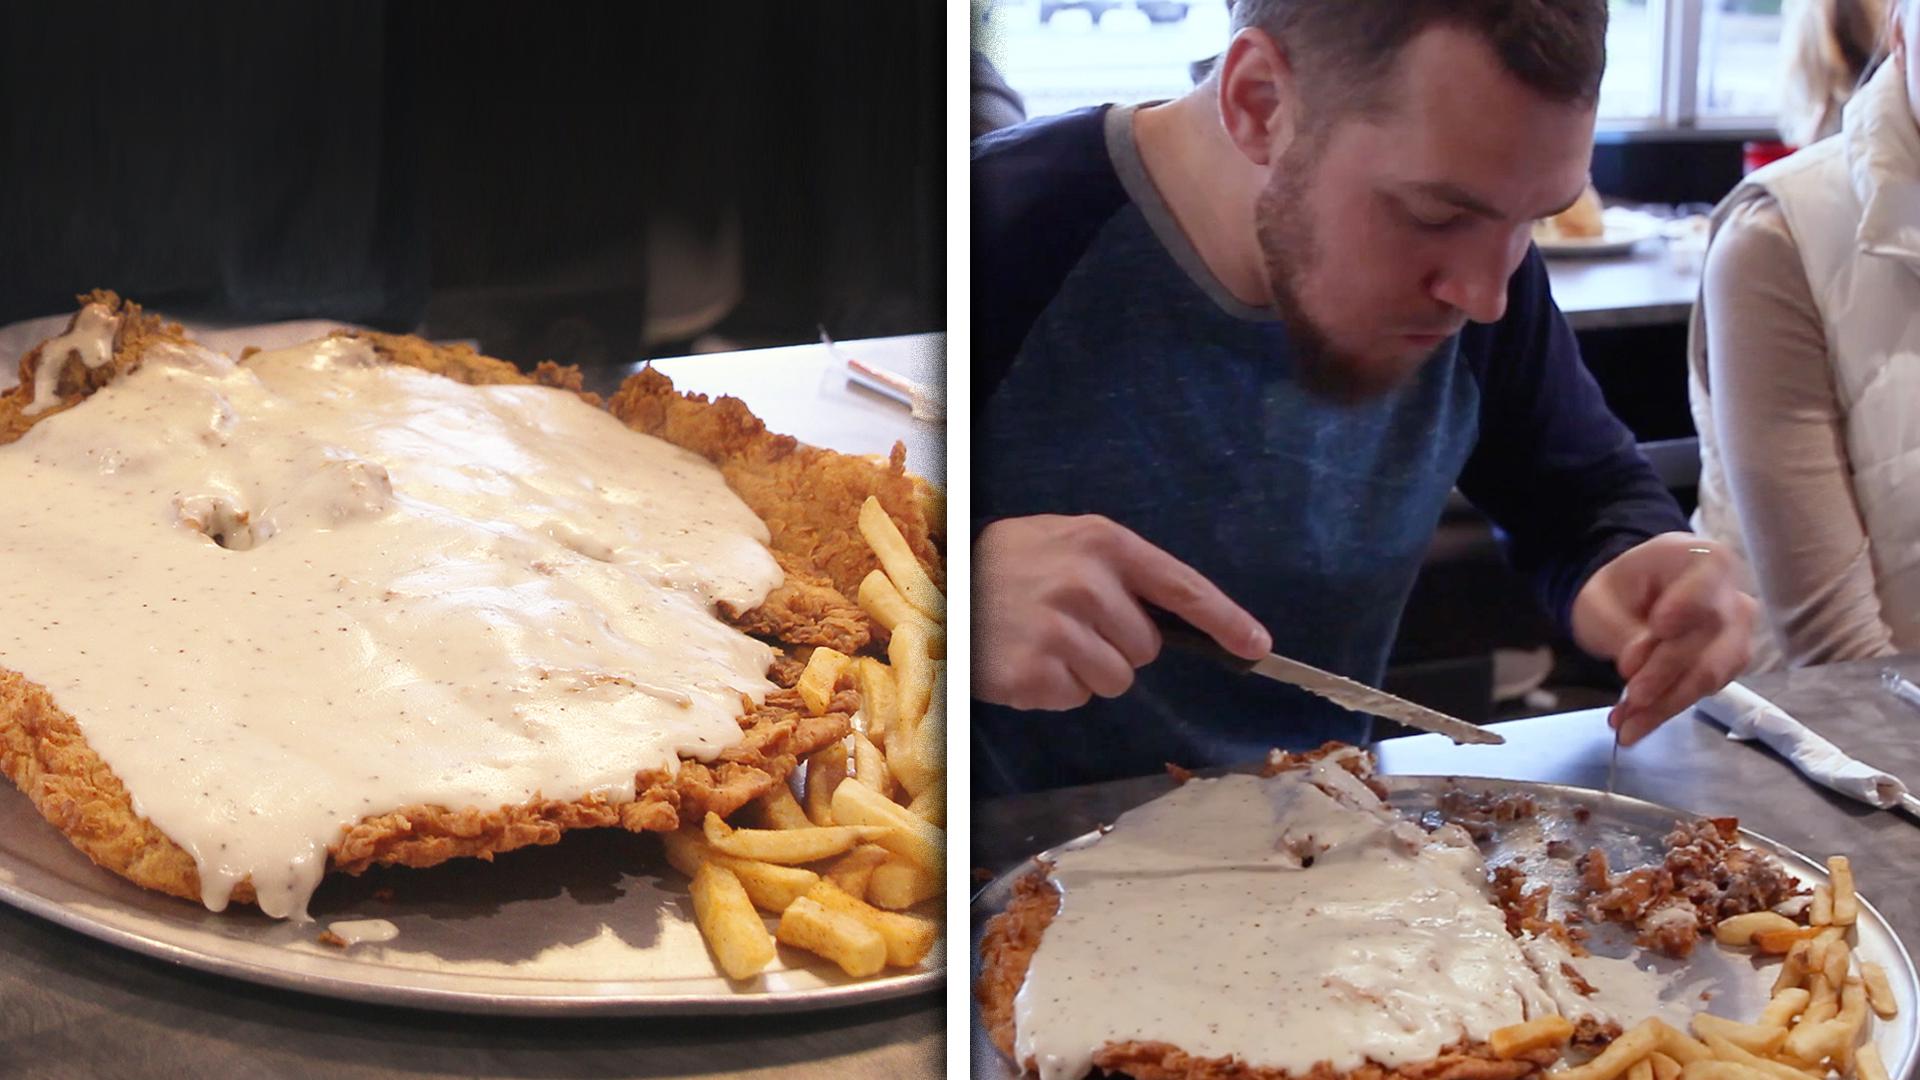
[1144,604,1259,673]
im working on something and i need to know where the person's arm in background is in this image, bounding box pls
[1457,249,1756,744]
[1703,197,1896,666]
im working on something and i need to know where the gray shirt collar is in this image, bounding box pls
[1104,102,1278,323]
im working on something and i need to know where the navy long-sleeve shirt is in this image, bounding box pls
[972,104,1686,796]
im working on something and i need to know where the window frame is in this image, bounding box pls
[1599,0,1783,138]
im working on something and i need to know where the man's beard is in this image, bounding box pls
[1254,144,1437,404]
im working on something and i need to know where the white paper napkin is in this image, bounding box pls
[1696,681,1909,809]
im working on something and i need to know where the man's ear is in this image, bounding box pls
[1217,27,1297,167]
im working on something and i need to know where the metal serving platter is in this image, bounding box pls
[0,786,940,1015]
[970,775,1918,1078]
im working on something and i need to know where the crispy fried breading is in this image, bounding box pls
[0,670,850,905]
[0,294,915,910]
[1576,817,1802,958]
[0,290,180,442]
[1089,1041,1554,1080]
[1489,864,1590,957]
[723,550,873,655]
[1263,741,1391,800]
[346,327,602,401]
[978,868,1061,1062]
[607,367,944,600]
[977,867,1561,1080]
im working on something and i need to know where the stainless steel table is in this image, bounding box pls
[971,656,1920,1076]
[0,327,945,1080]
[1546,244,1701,331]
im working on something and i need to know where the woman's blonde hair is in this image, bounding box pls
[1780,0,1888,146]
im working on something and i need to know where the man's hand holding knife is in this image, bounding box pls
[973,514,1270,710]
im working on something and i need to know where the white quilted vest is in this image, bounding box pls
[1690,60,1920,671]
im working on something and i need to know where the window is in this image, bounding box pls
[977,0,1232,120]
[1601,0,1663,121]
[979,0,1787,134]
[1697,0,1788,120]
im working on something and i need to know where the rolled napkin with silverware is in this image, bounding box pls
[1696,681,1911,809]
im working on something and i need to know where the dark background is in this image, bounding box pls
[0,1,944,373]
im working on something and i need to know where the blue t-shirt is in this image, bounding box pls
[972,105,1686,796]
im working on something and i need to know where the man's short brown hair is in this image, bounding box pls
[1231,0,1608,117]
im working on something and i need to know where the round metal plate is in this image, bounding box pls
[0,790,939,1015]
[970,775,1918,1078]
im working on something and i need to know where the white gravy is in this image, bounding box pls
[1014,765,1597,1080]
[326,918,400,946]
[0,333,782,920]
[21,303,120,416]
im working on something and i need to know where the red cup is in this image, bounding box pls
[1743,140,1795,174]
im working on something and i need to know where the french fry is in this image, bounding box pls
[1809,926,1846,972]
[1836,976,1868,1036]
[803,741,850,826]
[806,880,938,968]
[1756,988,1810,1029]
[1648,1053,1682,1080]
[1628,1058,1654,1080]
[1689,1014,1786,1056]
[884,664,943,804]
[1780,1018,1844,1068]
[797,646,854,716]
[868,855,943,910]
[1699,1035,1815,1080]
[1677,1062,1776,1080]
[1860,960,1898,1019]
[1827,856,1858,927]
[857,570,945,659]
[1856,1044,1891,1080]
[689,863,776,979]
[1754,927,1821,955]
[1810,884,1833,928]
[776,895,886,977]
[858,497,944,621]
[1554,1019,1665,1080]
[1782,979,1864,1067]
[1821,940,1850,989]
[701,812,887,864]
[659,828,821,912]
[855,657,898,740]
[824,843,893,901]
[754,783,814,831]
[1774,940,1812,995]
[659,826,717,879]
[885,710,937,800]
[831,778,944,869]
[908,784,945,826]
[851,731,894,796]
[717,859,819,914]
[1655,1021,1714,1065]
[1804,974,1839,1025]
[1489,1015,1574,1058]
[1716,912,1800,947]
[888,620,934,728]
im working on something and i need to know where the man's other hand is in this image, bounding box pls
[1571,532,1758,745]
[973,515,1271,710]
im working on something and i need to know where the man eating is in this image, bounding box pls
[972,0,1756,795]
